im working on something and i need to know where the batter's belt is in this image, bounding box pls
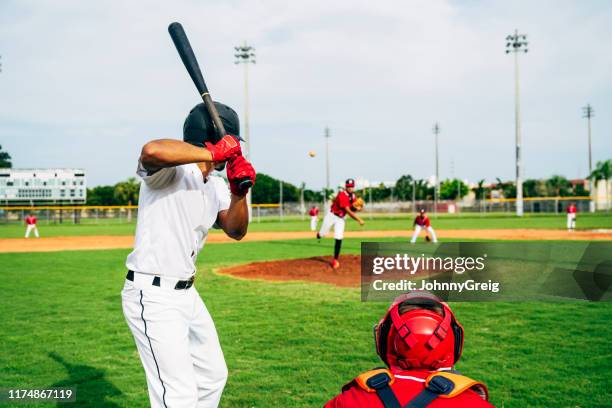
[127,270,195,290]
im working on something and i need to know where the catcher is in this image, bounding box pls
[317,178,365,269]
[324,291,494,407]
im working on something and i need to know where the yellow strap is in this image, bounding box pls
[354,369,395,393]
[426,372,488,400]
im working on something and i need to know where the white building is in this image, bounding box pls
[0,168,86,204]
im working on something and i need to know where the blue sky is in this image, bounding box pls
[0,0,610,188]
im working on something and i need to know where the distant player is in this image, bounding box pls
[410,209,438,243]
[308,205,319,231]
[567,202,577,231]
[317,179,365,269]
[24,213,39,238]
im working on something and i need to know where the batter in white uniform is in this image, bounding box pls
[122,102,256,408]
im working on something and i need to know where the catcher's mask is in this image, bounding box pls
[374,291,464,370]
[345,178,355,188]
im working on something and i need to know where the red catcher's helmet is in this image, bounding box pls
[374,291,464,370]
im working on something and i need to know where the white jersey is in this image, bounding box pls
[126,161,230,279]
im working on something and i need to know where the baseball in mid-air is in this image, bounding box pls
[308,151,316,157]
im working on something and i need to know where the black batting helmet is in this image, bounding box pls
[183,102,242,147]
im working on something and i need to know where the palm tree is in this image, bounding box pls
[589,160,611,182]
[589,159,611,210]
[546,175,571,197]
[472,179,486,200]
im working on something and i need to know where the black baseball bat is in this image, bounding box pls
[168,22,253,191]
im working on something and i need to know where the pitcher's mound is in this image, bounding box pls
[218,255,361,287]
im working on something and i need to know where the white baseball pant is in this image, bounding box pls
[25,224,39,238]
[318,213,346,240]
[310,216,318,231]
[567,213,576,230]
[122,274,227,408]
[410,225,438,243]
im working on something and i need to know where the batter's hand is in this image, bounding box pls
[205,135,242,162]
[227,155,256,196]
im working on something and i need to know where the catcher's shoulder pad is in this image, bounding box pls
[342,368,394,393]
[425,372,489,400]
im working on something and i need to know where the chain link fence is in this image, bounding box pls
[0,196,605,225]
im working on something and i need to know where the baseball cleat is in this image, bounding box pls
[331,259,340,269]
[316,232,321,242]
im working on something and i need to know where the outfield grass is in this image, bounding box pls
[1,212,611,238]
[1,239,610,407]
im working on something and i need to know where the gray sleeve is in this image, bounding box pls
[136,160,178,189]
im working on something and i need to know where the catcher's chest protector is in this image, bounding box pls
[339,368,489,408]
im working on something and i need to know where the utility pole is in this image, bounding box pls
[279,180,283,221]
[412,179,416,215]
[505,29,528,217]
[234,42,256,220]
[324,127,331,210]
[433,123,440,217]
[300,182,305,220]
[582,104,594,176]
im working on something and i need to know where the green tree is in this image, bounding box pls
[113,177,140,205]
[523,179,538,198]
[394,175,414,200]
[546,175,572,197]
[589,159,611,183]
[86,186,118,205]
[472,179,488,200]
[303,189,323,202]
[439,179,468,200]
[0,145,12,168]
[251,173,299,203]
[413,179,433,200]
[574,183,588,196]
[495,178,516,199]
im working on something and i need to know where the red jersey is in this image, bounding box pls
[324,368,493,408]
[25,216,37,225]
[309,207,319,217]
[331,191,356,218]
[414,215,431,227]
[567,204,577,214]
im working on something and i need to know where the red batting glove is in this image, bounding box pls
[226,155,256,196]
[205,135,242,162]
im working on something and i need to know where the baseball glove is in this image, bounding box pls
[351,197,365,212]
[425,234,431,242]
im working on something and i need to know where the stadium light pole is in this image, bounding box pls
[325,126,331,195]
[234,41,256,219]
[433,123,440,217]
[582,104,594,176]
[505,30,528,217]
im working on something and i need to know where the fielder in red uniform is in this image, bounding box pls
[317,179,365,269]
[309,205,320,231]
[324,291,494,408]
[566,202,577,231]
[411,209,438,243]
[24,213,39,238]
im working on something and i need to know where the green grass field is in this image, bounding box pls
[1,236,611,407]
[1,212,611,238]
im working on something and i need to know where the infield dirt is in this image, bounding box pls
[0,228,610,253]
[218,255,362,287]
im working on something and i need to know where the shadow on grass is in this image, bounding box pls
[47,352,122,407]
